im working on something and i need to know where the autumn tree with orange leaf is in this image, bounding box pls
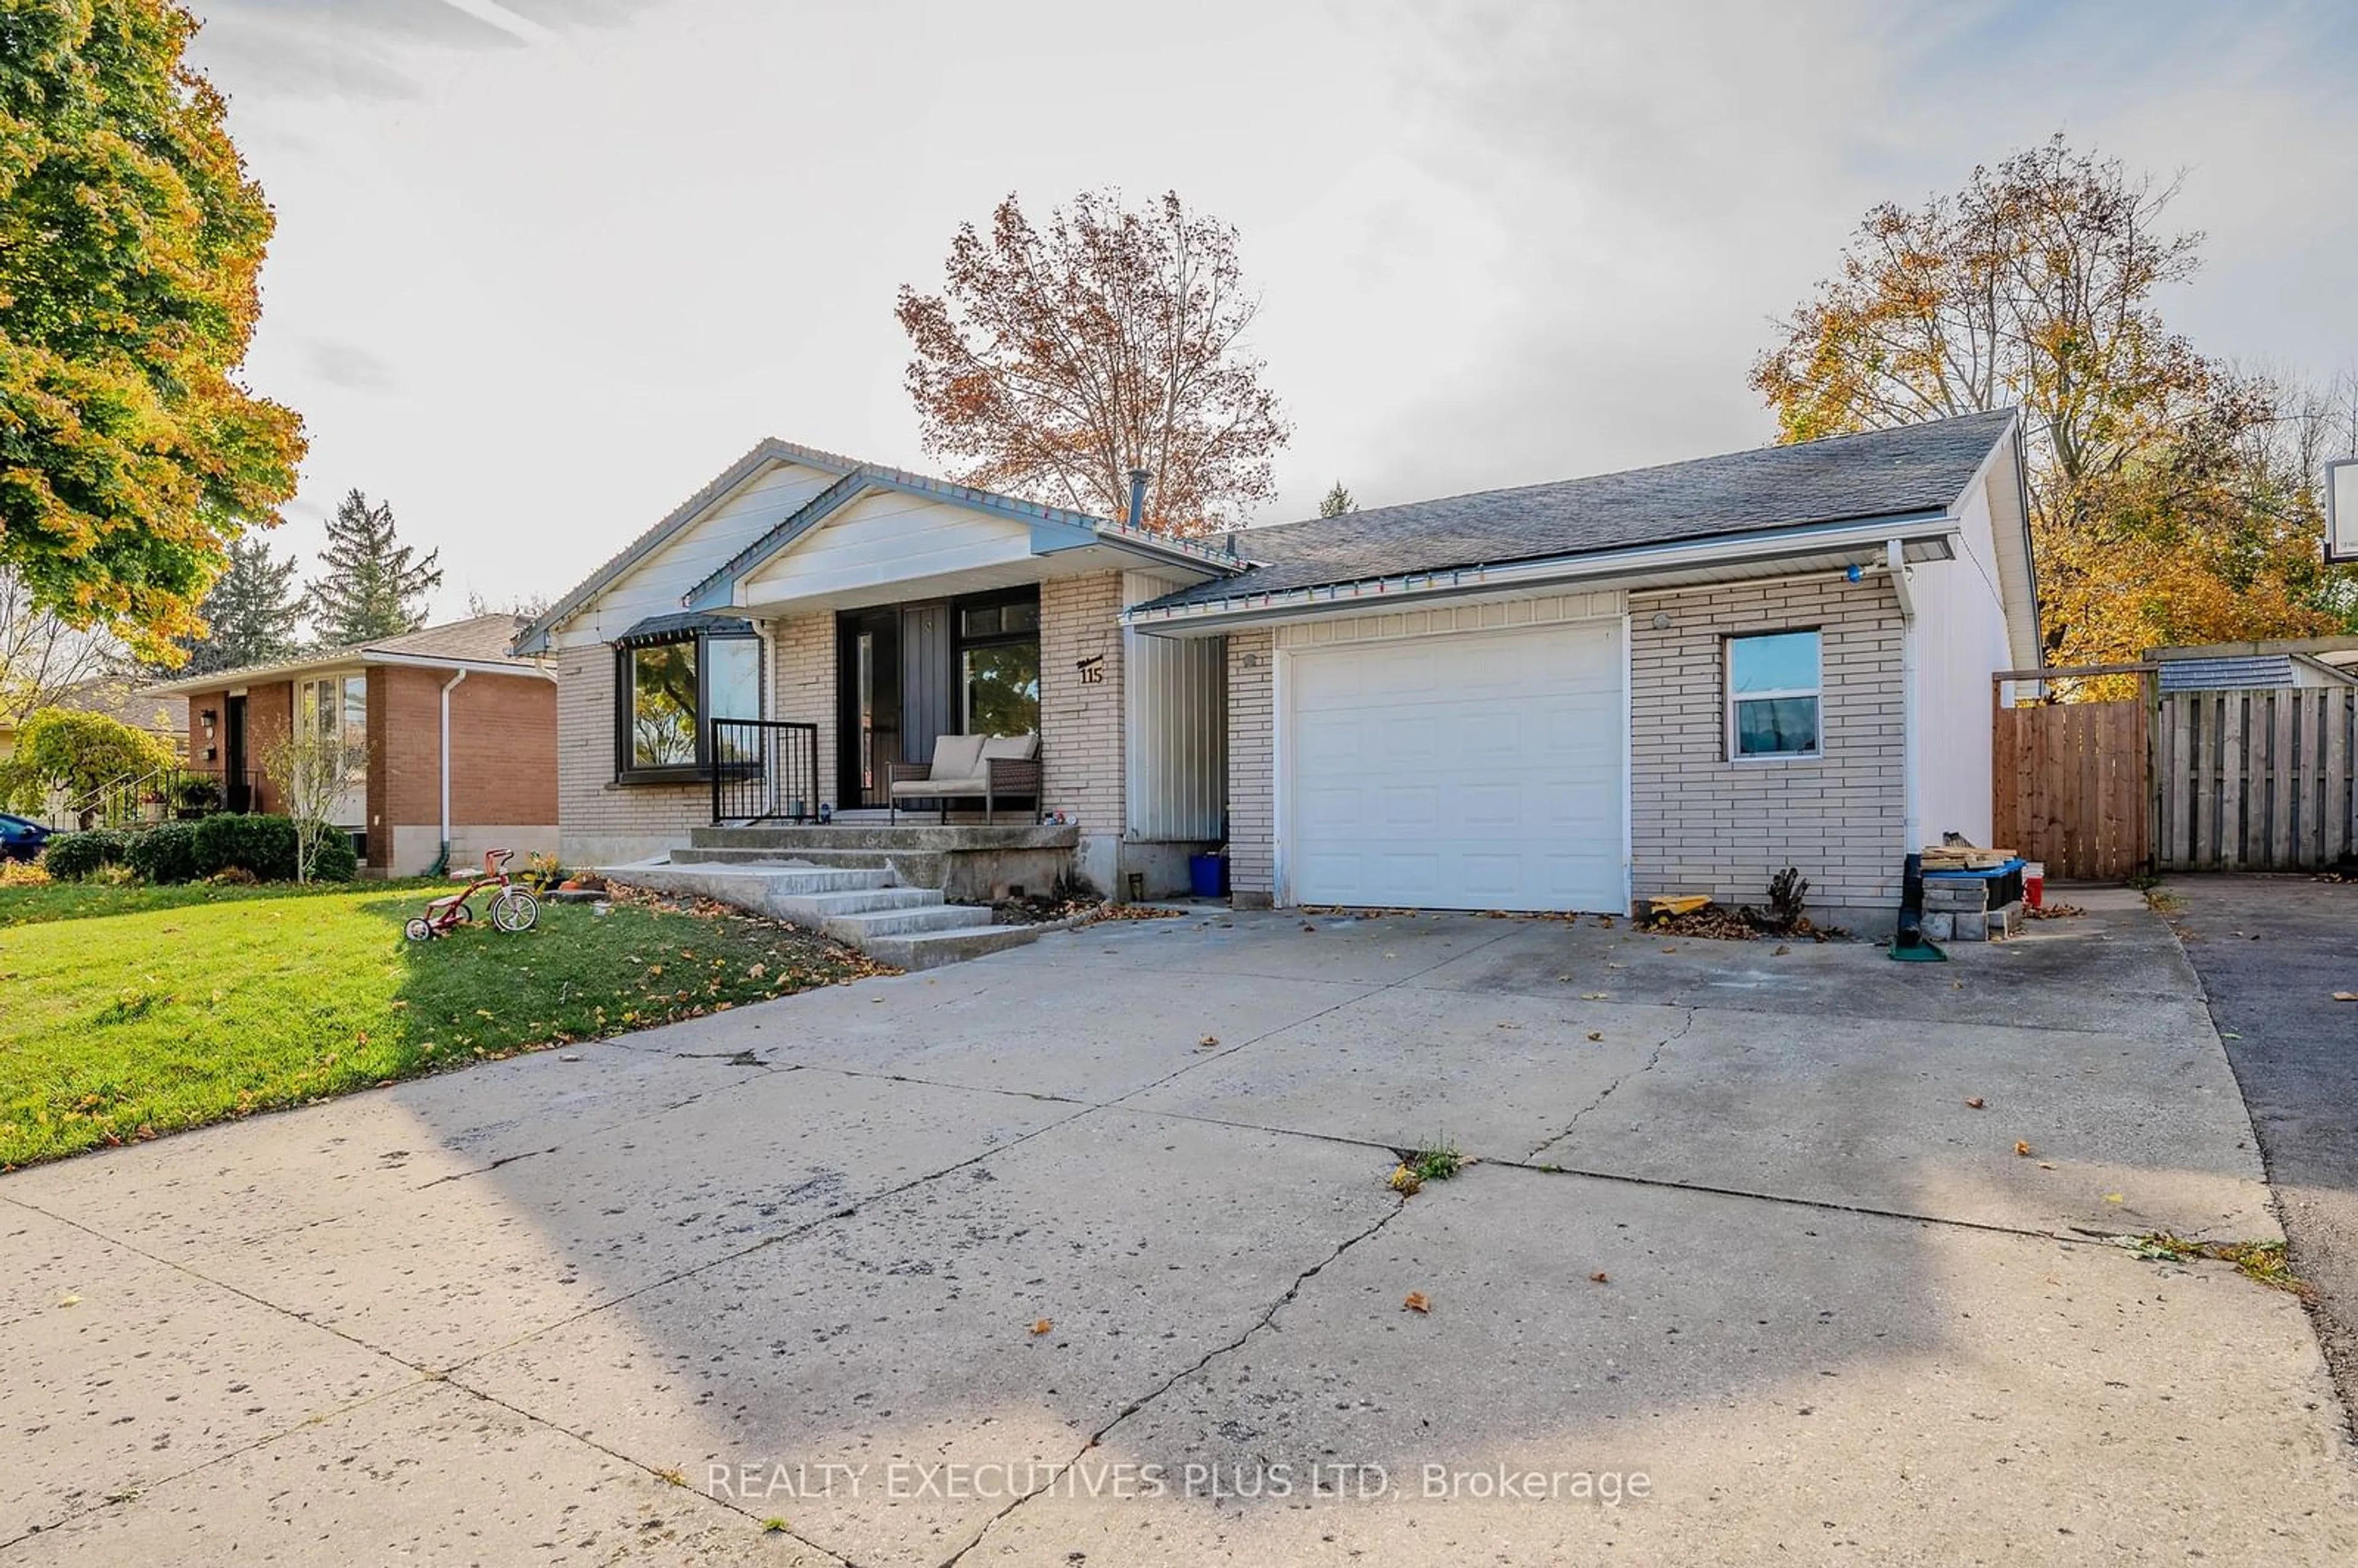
[1751,135,2355,673]
[896,190,1290,537]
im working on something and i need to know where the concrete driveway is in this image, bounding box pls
[5,894,2354,1564]
[2169,874,2358,1425]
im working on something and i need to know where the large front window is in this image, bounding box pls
[957,596,1040,735]
[616,630,761,778]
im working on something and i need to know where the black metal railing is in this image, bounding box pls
[711,719,821,825]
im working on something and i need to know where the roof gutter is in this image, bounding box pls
[1121,510,1958,634]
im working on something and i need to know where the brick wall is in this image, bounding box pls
[555,616,838,864]
[1630,576,1905,913]
[769,611,835,809]
[555,643,706,864]
[1225,627,1274,904]
[357,667,555,870]
[1040,572,1124,845]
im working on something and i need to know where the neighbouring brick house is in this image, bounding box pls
[145,616,558,876]
[521,411,2037,925]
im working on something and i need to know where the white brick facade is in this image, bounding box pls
[1041,572,1126,890]
[1225,627,1275,904]
[1629,576,1906,915]
[554,643,707,866]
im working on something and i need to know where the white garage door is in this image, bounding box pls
[1284,618,1625,911]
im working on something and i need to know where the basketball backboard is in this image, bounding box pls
[2332,457,2358,564]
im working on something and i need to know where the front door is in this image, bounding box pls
[224,695,250,812]
[836,609,902,808]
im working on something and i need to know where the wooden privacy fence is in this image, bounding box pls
[1993,699,2150,880]
[2155,687,2357,871]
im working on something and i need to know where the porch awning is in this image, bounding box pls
[613,611,754,647]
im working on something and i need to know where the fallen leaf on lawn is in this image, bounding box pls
[1964,1097,1985,1109]
[1403,1292,1430,1314]
[2015,1141,2033,1157]
[1030,1319,1053,1336]
[1589,1271,1610,1284]
[1586,1030,1604,1042]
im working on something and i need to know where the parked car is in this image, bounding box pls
[0,812,51,862]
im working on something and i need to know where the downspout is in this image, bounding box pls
[1887,540,1920,860]
[438,669,469,872]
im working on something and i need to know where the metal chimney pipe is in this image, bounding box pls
[1126,468,1151,530]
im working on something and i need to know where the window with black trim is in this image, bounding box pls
[954,590,1041,735]
[1727,630,1822,759]
[614,629,761,780]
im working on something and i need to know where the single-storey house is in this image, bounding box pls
[146,615,558,875]
[518,409,2036,926]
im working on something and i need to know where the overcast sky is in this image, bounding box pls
[185,0,2358,619]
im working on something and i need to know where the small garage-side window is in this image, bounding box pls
[1728,631,1821,759]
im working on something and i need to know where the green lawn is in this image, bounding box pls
[0,881,882,1168]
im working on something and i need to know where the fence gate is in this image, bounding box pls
[2155,688,2357,871]
[1993,699,2150,880]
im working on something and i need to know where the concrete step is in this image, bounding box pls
[772,887,943,918]
[819,902,994,943]
[594,863,893,905]
[671,845,891,869]
[860,921,1068,972]
[691,822,1078,853]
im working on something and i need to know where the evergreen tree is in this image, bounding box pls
[155,537,305,675]
[305,490,442,645]
[1319,481,1356,518]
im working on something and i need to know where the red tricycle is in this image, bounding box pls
[405,848,541,941]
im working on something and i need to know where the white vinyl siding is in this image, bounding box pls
[741,489,1036,605]
[1124,570,1226,841]
[548,460,839,650]
[1281,615,1627,912]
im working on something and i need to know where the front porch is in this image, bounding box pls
[674,817,1081,902]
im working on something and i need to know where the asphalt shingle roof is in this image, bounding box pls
[1142,409,2019,612]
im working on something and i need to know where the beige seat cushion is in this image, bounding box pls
[979,733,1040,763]
[928,734,987,780]
[891,775,989,798]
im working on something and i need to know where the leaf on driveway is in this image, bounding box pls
[1586,1031,1604,1042]
[1581,992,1608,1000]
[1403,1292,1430,1314]
[2015,1141,2033,1157]
[1030,1319,1053,1336]
[2333,992,2357,1003]
[2103,1192,2124,1203]
[1198,1035,1220,1049]
[1589,1271,1610,1284]
[1964,1097,1986,1109]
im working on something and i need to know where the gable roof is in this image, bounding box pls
[513,438,864,656]
[1137,409,2023,616]
[516,438,1243,650]
[142,614,549,696]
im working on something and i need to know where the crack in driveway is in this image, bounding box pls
[1524,1004,1695,1162]
[938,1195,1412,1567]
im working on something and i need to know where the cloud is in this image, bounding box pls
[187,0,667,101]
[304,338,400,393]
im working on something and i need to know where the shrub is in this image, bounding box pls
[171,774,223,812]
[42,828,130,880]
[125,821,202,884]
[305,826,360,883]
[192,813,299,882]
